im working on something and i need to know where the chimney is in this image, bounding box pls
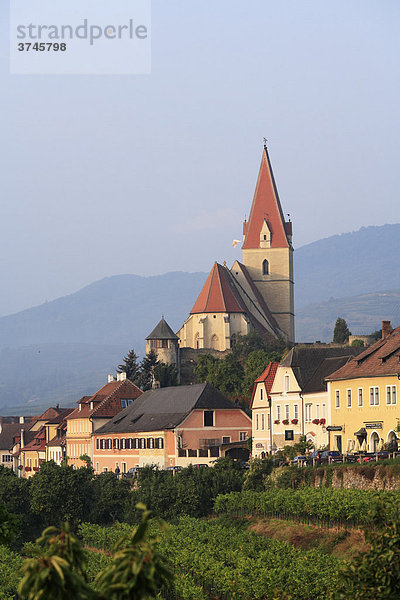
[19,416,24,424]
[382,321,391,339]
[108,374,114,383]
[117,372,127,382]
[21,429,25,449]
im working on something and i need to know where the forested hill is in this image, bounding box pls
[294,223,400,308]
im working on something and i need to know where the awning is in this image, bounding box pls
[354,427,367,437]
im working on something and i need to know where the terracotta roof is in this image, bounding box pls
[95,383,249,435]
[22,427,46,452]
[250,362,279,409]
[67,378,143,420]
[45,408,74,424]
[326,327,400,381]
[242,146,290,250]
[190,262,247,314]
[146,317,178,340]
[47,434,66,447]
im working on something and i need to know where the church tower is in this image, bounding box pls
[239,145,294,343]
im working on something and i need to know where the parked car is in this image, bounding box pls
[191,463,209,468]
[306,450,323,465]
[320,451,342,464]
[291,455,307,465]
[122,467,141,478]
[165,466,183,474]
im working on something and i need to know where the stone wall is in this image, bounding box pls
[312,464,400,491]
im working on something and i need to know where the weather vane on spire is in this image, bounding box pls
[263,137,268,147]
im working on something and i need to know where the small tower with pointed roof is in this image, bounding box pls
[236,144,294,343]
[146,316,179,367]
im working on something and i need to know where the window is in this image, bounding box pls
[147,438,154,449]
[347,389,352,408]
[284,375,290,393]
[204,411,214,427]
[387,386,397,405]
[96,439,99,450]
[267,413,271,429]
[276,405,281,421]
[260,387,263,401]
[294,404,299,420]
[121,438,126,450]
[156,437,164,449]
[2,455,12,463]
[122,463,127,474]
[121,399,134,409]
[256,414,259,431]
[150,339,168,349]
[335,390,340,409]
[108,438,112,450]
[322,404,326,418]
[305,404,312,422]
[133,438,139,449]
[316,404,320,418]
[113,438,119,450]
[222,436,231,444]
[370,387,379,406]
[239,432,247,441]
[261,414,265,430]
[358,388,363,407]
[262,259,269,275]
[140,438,146,449]
[285,405,289,420]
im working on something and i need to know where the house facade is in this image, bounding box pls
[93,382,252,473]
[66,374,142,467]
[326,323,400,453]
[251,346,363,453]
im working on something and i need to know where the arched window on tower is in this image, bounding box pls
[262,259,269,275]
[195,333,200,349]
[211,334,218,350]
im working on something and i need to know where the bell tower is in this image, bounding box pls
[241,145,294,343]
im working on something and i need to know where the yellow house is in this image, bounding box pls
[326,323,400,454]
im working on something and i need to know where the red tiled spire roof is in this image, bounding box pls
[242,146,290,250]
[190,262,246,314]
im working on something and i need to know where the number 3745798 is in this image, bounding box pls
[18,43,67,52]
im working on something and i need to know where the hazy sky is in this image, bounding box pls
[1,0,399,316]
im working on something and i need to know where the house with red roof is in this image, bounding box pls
[177,144,294,352]
[65,373,142,467]
[250,362,279,458]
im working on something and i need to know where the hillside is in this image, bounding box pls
[296,290,400,342]
[294,224,400,308]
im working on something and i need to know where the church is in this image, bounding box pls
[146,144,294,370]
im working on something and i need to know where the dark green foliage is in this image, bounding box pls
[242,458,273,491]
[128,460,245,521]
[117,348,141,384]
[334,499,400,599]
[153,361,178,387]
[351,338,365,347]
[194,332,285,401]
[17,507,172,600]
[30,462,95,529]
[138,349,158,391]
[91,473,131,524]
[0,544,23,600]
[333,317,351,343]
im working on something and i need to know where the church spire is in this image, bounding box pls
[242,145,291,250]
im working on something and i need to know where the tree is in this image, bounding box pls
[351,339,365,347]
[117,349,140,384]
[241,349,283,395]
[231,331,286,362]
[30,462,95,529]
[242,458,273,491]
[153,361,178,388]
[138,350,159,391]
[333,317,351,343]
